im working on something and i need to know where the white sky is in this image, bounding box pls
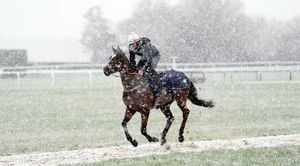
[242,0,300,20]
[0,0,299,62]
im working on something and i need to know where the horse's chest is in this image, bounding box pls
[122,90,153,109]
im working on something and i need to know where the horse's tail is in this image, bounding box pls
[188,82,215,108]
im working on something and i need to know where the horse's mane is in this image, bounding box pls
[123,53,137,74]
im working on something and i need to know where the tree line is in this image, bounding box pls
[81,0,300,63]
[0,49,28,67]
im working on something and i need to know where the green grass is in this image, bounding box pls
[0,73,300,155]
[80,146,300,166]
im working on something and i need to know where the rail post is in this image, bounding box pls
[17,72,20,88]
[172,57,177,70]
[255,71,259,81]
[51,70,55,86]
[259,72,262,81]
[88,71,93,88]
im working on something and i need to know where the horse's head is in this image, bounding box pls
[103,46,129,76]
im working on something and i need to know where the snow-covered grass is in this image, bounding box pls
[1,134,299,165]
[205,71,300,83]
[0,74,299,156]
[87,146,300,166]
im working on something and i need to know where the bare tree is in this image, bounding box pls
[81,7,119,63]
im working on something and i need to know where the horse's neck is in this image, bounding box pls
[120,67,147,91]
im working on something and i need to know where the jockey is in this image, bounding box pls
[128,32,162,107]
[128,32,160,79]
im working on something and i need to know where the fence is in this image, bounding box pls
[1,61,300,88]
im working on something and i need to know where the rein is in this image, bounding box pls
[111,69,141,91]
[112,71,138,77]
[128,72,139,76]
[123,84,142,92]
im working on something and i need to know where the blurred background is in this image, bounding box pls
[0,0,299,64]
[0,0,299,160]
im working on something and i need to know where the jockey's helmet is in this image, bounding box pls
[128,32,140,44]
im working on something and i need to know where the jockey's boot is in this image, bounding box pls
[146,70,162,109]
[153,78,163,109]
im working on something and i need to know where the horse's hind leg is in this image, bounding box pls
[178,104,190,142]
[175,90,190,142]
[140,109,159,142]
[122,108,138,147]
[160,105,174,145]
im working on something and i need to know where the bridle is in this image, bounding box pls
[105,55,143,91]
[111,71,138,78]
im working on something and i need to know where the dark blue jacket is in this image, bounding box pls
[129,37,160,78]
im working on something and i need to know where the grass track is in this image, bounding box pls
[0,74,299,155]
[91,146,300,166]
[1,134,299,165]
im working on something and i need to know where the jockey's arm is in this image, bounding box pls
[129,51,137,69]
[137,46,153,72]
[137,57,152,76]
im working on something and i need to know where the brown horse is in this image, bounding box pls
[103,46,214,147]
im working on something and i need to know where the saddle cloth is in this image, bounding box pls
[150,69,191,95]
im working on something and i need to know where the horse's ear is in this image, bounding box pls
[112,46,118,54]
[117,46,123,54]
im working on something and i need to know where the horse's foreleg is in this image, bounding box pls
[140,110,159,142]
[160,105,174,145]
[122,108,138,147]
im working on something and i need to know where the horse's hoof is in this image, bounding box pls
[160,138,167,145]
[132,139,138,147]
[150,137,159,142]
[178,136,184,142]
[207,101,215,108]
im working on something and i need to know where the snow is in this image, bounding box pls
[1,134,299,165]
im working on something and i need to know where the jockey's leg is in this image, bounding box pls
[150,70,163,109]
[144,69,162,109]
[153,81,162,108]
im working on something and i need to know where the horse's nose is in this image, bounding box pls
[103,66,110,76]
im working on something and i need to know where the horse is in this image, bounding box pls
[103,46,215,147]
